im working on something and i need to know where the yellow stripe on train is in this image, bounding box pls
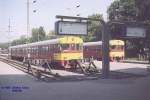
[110,40,125,45]
[54,53,83,60]
[109,51,125,57]
[59,36,83,44]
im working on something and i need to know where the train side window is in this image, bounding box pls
[43,45,48,54]
[49,45,52,52]
[85,47,88,51]
[39,46,41,55]
[33,47,35,54]
[46,46,49,52]
[32,47,33,53]
[42,46,45,54]
[111,45,116,50]
[57,44,61,51]
[48,45,51,51]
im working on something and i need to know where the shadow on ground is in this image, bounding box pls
[0,67,150,84]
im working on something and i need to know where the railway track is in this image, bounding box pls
[0,56,99,81]
[0,55,145,80]
[0,56,40,77]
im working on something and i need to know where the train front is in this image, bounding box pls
[54,36,83,69]
[109,40,125,61]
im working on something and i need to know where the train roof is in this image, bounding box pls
[9,36,83,49]
[83,41,102,46]
[110,40,124,45]
[83,40,124,46]
[9,39,59,49]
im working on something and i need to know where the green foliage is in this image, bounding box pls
[0,42,10,49]
[38,26,46,40]
[107,0,136,21]
[11,35,27,46]
[81,14,103,42]
[107,0,150,58]
[31,28,39,42]
[135,0,150,21]
[9,26,46,46]
[107,0,150,22]
[46,30,61,40]
[30,26,46,42]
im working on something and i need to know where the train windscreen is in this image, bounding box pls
[110,45,124,51]
[61,44,82,51]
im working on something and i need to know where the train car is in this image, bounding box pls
[83,40,125,61]
[9,36,83,69]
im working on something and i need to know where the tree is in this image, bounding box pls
[107,0,150,58]
[38,26,46,41]
[46,30,60,40]
[31,28,39,42]
[30,26,46,42]
[82,14,103,42]
[107,0,136,21]
[19,35,28,44]
[135,0,150,21]
[107,0,150,22]
[11,35,27,46]
[0,42,10,49]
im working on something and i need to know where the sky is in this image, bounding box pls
[0,0,114,43]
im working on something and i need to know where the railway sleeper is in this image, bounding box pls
[86,61,99,73]
[81,59,99,74]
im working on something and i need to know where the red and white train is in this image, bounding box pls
[83,40,125,61]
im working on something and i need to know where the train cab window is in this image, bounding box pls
[121,46,124,50]
[117,45,124,50]
[111,45,116,50]
[76,44,82,50]
[61,44,70,50]
[110,45,124,51]
[70,44,75,50]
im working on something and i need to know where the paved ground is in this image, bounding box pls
[122,59,149,64]
[94,61,150,75]
[0,61,26,75]
[0,61,150,100]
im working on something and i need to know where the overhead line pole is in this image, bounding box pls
[27,0,30,43]
[26,0,31,61]
[8,18,12,59]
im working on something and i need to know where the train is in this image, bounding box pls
[83,40,125,61]
[9,36,83,69]
[9,37,125,70]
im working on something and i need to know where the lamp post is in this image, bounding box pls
[27,0,37,43]
[26,0,37,60]
[8,17,12,59]
[26,0,30,61]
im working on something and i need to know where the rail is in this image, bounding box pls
[0,56,99,80]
